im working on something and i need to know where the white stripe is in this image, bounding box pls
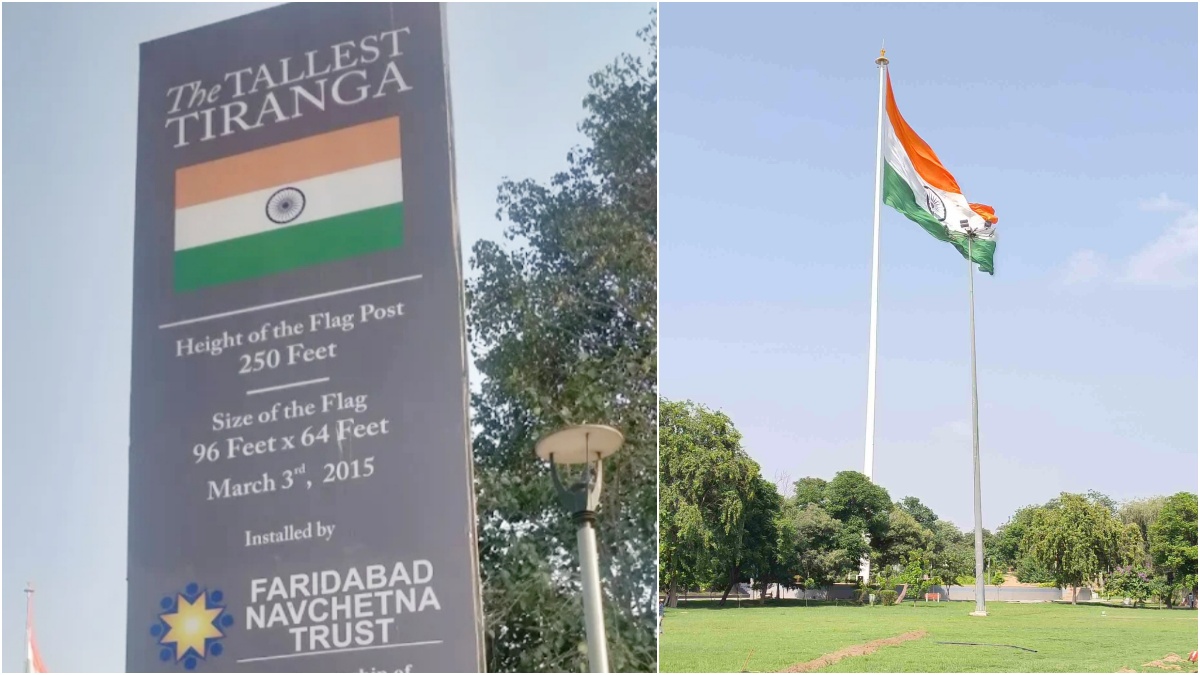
[175,159,403,251]
[884,120,996,241]
[883,122,927,205]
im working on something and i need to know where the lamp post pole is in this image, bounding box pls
[968,235,988,617]
[538,425,624,674]
[575,505,608,672]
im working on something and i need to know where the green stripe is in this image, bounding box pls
[949,233,996,276]
[883,162,995,275]
[174,203,403,292]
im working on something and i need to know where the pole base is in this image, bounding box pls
[969,610,988,617]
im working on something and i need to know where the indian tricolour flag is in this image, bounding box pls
[174,117,404,292]
[882,73,998,273]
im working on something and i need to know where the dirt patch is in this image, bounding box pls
[779,630,928,673]
[1118,668,1137,673]
[1142,653,1187,671]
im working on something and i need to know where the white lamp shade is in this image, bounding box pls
[535,424,624,464]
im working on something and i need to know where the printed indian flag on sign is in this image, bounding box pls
[882,73,998,273]
[174,117,404,292]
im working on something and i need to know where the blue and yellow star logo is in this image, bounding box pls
[150,583,234,670]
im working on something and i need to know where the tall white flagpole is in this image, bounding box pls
[861,45,888,585]
[968,236,988,617]
[24,583,34,673]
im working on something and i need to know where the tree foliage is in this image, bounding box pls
[874,507,931,570]
[1119,496,1166,566]
[739,477,785,601]
[1148,492,1198,607]
[468,16,656,672]
[823,471,892,544]
[1023,493,1138,604]
[994,504,1055,583]
[790,503,858,588]
[1103,566,1155,606]
[658,399,759,606]
[793,477,828,508]
[657,396,1189,613]
[898,496,939,530]
[921,520,969,583]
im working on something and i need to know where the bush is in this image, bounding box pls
[1105,566,1154,605]
[877,570,900,590]
[1015,556,1055,584]
[879,590,898,606]
[854,588,884,605]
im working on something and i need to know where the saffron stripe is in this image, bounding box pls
[175,117,401,208]
[885,73,962,195]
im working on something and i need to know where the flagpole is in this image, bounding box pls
[861,44,888,585]
[968,237,988,617]
[24,582,34,673]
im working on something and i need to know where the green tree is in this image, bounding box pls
[933,549,976,588]
[898,496,939,530]
[823,471,892,544]
[1148,492,1198,608]
[994,504,1055,583]
[1013,555,1055,584]
[658,399,759,608]
[469,17,657,672]
[1104,566,1155,606]
[790,503,858,591]
[898,551,935,602]
[818,471,891,584]
[874,506,932,570]
[1087,490,1119,515]
[1119,496,1167,548]
[1113,492,1161,564]
[1024,493,1138,604]
[928,521,975,587]
[793,477,828,508]
[739,477,785,604]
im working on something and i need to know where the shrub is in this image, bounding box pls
[1015,556,1055,584]
[879,590,899,606]
[852,589,866,604]
[1104,566,1154,605]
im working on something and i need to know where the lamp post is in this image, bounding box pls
[536,424,624,674]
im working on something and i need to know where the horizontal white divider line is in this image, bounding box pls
[235,639,443,663]
[245,377,330,396]
[158,274,422,329]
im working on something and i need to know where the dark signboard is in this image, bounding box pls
[127,3,484,671]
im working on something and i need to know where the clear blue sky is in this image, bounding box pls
[1,3,651,671]
[660,4,1197,531]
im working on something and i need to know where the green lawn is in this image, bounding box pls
[659,599,1199,672]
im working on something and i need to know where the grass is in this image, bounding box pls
[659,599,1199,672]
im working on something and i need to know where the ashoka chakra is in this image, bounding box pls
[266,187,306,224]
[924,186,946,222]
